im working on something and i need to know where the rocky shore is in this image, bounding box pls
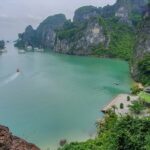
[0,125,40,150]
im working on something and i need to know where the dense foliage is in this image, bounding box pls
[56,20,86,41]
[73,6,98,22]
[128,101,145,114]
[138,54,150,85]
[139,91,150,103]
[59,112,150,150]
[15,25,38,48]
[37,14,66,31]
[92,17,135,60]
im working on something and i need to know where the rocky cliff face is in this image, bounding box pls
[102,0,148,22]
[17,25,37,48]
[15,0,148,57]
[0,125,40,150]
[15,14,66,49]
[54,19,107,55]
[73,6,99,22]
[36,14,66,49]
[132,2,150,85]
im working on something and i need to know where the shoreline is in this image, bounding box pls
[102,94,139,115]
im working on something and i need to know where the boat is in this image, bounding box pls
[26,46,32,51]
[16,69,20,72]
[114,83,119,86]
[0,49,7,53]
[18,50,26,54]
[34,47,44,52]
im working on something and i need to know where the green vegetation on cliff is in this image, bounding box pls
[132,1,150,85]
[59,111,150,150]
[92,17,135,60]
[56,20,86,41]
[108,21,135,60]
[15,0,148,58]
[138,54,150,85]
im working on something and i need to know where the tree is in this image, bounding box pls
[128,101,145,114]
[127,96,130,101]
[120,103,124,109]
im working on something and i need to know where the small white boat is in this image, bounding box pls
[36,49,44,52]
[26,46,32,51]
[18,50,26,54]
[34,47,44,52]
[0,49,7,53]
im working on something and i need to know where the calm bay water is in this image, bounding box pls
[0,43,132,149]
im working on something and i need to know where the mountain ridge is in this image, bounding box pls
[15,0,150,85]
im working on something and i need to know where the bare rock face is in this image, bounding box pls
[15,0,148,54]
[36,14,66,49]
[0,125,40,150]
[54,19,108,55]
[115,6,132,25]
[132,3,150,83]
[73,6,99,22]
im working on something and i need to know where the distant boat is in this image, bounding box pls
[18,50,26,54]
[36,49,44,52]
[26,46,32,51]
[16,69,20,72]
[0,49,7,53]
[114,83,120,86]
[34,47,44,52]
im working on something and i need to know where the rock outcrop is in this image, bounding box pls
[102,0,148,23]
[17,25,37,48]
[36,14,66,49]
[0,125,40,150]
[54,18,107,55]
[132,2,150,85]
[15,14,67,49]
[15,0,148,57]
[73,6,99,22]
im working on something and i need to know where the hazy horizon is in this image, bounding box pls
[0,0,116,40]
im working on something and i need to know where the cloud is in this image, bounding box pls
[0,0,116,39]
[27,14,42,21]
[0,14,9,18]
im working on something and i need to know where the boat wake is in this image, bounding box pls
[0,72,20,87]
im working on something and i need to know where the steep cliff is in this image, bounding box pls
[15,14,66,49]
[0,125,40,150]
[15,25,37,48]
[36,14,66,49]
[15,0,148,59]
[102,0,148,24]
[54,18,107,55]
[73,6,99,22]
[132,2,150,85]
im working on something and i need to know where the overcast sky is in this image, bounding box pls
[0,0,116,40]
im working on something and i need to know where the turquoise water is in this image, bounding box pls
[0,43,131,149]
